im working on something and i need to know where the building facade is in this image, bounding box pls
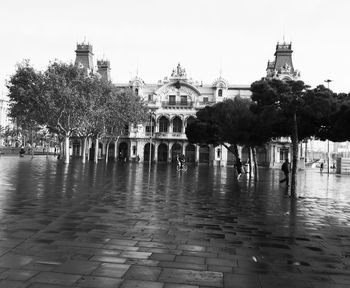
[73,41,301,167]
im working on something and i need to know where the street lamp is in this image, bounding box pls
[324,79,333,174]
[148,111,155,173]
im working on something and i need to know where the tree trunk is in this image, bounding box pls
[82,137,87,164]
[64,135,70,164]
[252,146,258,179]
[105,140,111,164]
[232,144,240,162]
[248,146,252,177]
[87,137,90,161]
[291,112,299,197]
[305,141,308,163]
[94,138,99,164]
[222,143,240,162]
[114,136,120,160]
[31,129,34,158]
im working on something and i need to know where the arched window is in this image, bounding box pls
[159,116,169,133]
[173,117,182,133]
[135,88,139,96]
[218,89,223,97]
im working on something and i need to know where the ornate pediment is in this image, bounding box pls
[129,76,145,88]
[212,76,229,89]
[155,81,201,101]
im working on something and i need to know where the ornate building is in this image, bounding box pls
[264,41,303,168]
[72,41,300,167]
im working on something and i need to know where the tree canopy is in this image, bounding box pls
[7,60,147,163]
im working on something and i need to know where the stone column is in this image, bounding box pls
[102,141,106,158]
[168,142,172,163]
[114,140,118,160]
[182,117,186,134]
[154,142,158,162]
[195,145,199,164]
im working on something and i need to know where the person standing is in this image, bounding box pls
[236,159,243,179]
[320,162,324,173]
[280,158,290,186]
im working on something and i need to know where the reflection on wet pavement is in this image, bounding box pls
[0,156,349,287]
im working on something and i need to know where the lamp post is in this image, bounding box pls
[324,79,332,174]
[148,111,154,173]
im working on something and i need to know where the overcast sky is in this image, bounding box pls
[1,0,349,97]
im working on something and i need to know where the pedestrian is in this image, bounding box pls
[280,158,290,186]
[236,159,243,179]
[19,146,25,157]
[320,162,324,173]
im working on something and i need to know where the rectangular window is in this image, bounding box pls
[148,94,153,102]
[169,95,176,105]
[217,148,221,158]
[203,97,208,103]
[181,95,187,105]
[132,146,136,155]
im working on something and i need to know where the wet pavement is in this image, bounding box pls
[0,156,349,288]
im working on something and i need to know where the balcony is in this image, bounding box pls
[161,101,193,108]
[154,132,186,139]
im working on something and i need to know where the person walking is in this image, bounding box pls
[236,159,243,179]
[280,158,290,186]
[320,162,324,173]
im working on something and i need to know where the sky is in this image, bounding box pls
[1,0,350,97]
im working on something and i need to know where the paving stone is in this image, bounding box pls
[75,275,123,287]
[177,245,206,252]
[92,263,130,278]
[90,256,127,263]
[164,284,199,288]
[120,251,152,259]
[124,265,161,281]
[0,279,29,288]
[150,253,176,261]
[175,256,205,265]
[206,258,237,267]
[0,269,39,281]
[0,254,34,269]
[207,265,233,273]
[120,279,164,288]
[159,268,222,287]
[159,261,206,271]
[54,260,100,275]
[29,271,81,286]
[224,274,260,288]
[27,283,72,288]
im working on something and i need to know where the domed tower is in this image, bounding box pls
[212,76,229,102]
[75,42,94,73]
[129,76,145,96]
[266,41,300,80]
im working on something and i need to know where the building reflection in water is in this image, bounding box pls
[0,156,349,244]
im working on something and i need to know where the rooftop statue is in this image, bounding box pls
[171,63,186,78]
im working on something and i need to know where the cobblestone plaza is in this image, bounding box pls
[0,156,349,287]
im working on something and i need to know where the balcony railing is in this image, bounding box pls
[161,101,193,108]
[154,132,185,138]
